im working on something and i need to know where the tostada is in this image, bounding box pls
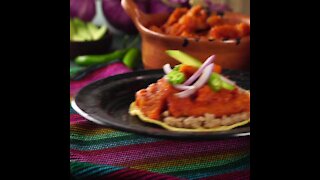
[129,50,250,132]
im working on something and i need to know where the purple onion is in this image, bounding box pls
[191,63,213,87]
[174,86,197,98]
[175,63,213,98]
[163,64,194,90]
[148,0,190,14]
[70,0,96,22]
[102,0,147,34]
[149,0,174,14]
[163,64,173,74]
[168,0,189,7]
[70,0,78,18]
[183,55,215,85]
[173,84,195,90]
[204,0,232,12]
[170,0,188,3]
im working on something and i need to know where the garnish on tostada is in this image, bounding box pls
[129,50,250,132]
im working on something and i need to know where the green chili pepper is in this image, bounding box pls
[70,66,84,77]
[173,65,181,71]
[208,73,222,92]
[75,49,127,66]
[222,81,235,90]
[166,71,186,85]
[209,73,235,91]
[123,48,140,68]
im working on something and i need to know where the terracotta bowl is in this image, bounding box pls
[70,31,113,59]
[121,0,250,71]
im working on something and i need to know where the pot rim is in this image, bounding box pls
[135,10,250,44]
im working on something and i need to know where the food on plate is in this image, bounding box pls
[149,5,250,40]
[129,50,250,132]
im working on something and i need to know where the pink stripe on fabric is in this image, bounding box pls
[70,137,249,165]
[70,114,87,125]
[70,62,131,97]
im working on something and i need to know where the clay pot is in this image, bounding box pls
[121,0,250,71]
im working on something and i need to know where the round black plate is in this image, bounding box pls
[72,69,250,140]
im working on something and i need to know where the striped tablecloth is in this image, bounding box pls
[70,62,250,179]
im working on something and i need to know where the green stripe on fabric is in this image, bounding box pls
[70,134,138,146]
[70,125,115,136]
[89,166,125,178]
[193,165,249,179]
[132,149,248,170]
[80,167,122,179]
[70,131,132,141]
[70,135,160,150]
[76,166,122,178]
[71,161,94,174]
[150,153,249,174]
[71,162,123,179]
[74,166,102,176]
[187,162,249,179]
[175,156,250,179]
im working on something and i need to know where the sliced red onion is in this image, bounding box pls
[167,0,188,3]
[70,0,78,18]
[102,0,147,34]
[192,63,214,87]
[163,64,195,90]
[163,64,172,74]
[204,0,233,12]
[161,0,188,8]
[176,63,213,98]
[183,55,215,85]
[173,84,195,90]
[220,75,236,85]
[149,0,174,14]
[175,86,197,98]
[70,0,96,22]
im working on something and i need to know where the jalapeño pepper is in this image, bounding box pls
[75,49,127,66]
[166,70,186,85]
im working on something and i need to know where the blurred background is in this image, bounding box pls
[70,0,250,79]
[92,0,250,34]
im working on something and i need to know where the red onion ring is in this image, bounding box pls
[175,63,214,98]
[183,55,215,85]
[173,84,195,90]
[163,64,172,74]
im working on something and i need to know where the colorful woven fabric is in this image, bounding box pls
[70,62,250,179]
[70,62,132,97]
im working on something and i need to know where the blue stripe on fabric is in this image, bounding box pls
[90,166,124,178]
[70,136,160,151]
[70,107,77,114]
[188,164,249,179]
[70,131,132,141]
[79,166,122,179]
[75,165,122,178]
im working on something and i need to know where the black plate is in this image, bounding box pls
[72,69,250,140]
